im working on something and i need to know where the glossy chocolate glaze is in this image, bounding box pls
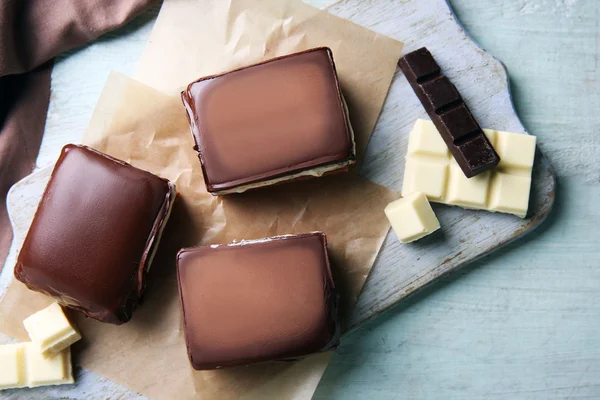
[181,47,355,194]
[176,232,340,370]
[15,144,175,324]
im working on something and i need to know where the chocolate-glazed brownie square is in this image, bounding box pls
[15,144,176,324]
[181,47,355,195]
[176,232,340,370]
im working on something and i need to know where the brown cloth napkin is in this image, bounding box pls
[0,0,157,271]
[0,64,51,270]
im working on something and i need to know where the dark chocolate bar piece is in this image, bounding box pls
[176,232,340,370]
[181,47,355,195]
[15,144,176,324]
[399,47,500,178]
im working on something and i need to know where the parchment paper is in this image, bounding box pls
[0,1,404,398]
[0,73,398,399]
[135,0,404,158]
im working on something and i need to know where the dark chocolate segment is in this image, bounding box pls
[422,76,461,112]
[181,47,355,194]
[457,135,500,170]
[438,104,480,143]
[409,52,441,83]
[15,144,175,324]
[176,232,340,370]
[399,47,500,178]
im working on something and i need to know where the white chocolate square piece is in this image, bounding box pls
[408,119,450,157]
[495,130,536,169]
[0,343,26,390]
[403,159,448,200]
[0,341,75,390]
[446,162,491,208]
[25,343,74,388]
[488,173,532,217]
[402,119,536,218]
[23,302,81,358]
[385,192,441,243]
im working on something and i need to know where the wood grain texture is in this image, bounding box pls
[315,0,600,399]
[323,0,555,331]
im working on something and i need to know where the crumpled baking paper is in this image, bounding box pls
[0,0,404,398]
[135,0,404,158]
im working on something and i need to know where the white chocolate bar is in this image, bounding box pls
[402,119,536,218]
[0,343,73,390]
[25,343,74,388]
[385,192,440,243]
[0,343,26,390]
[23,302,81,358]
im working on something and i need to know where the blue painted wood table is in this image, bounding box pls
[316,1,600,398]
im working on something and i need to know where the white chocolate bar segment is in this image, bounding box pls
[0,343,74,390]
[488,172,532,215]
[495,130,536,169]
[408,119,450,157]
[385,192,441,243]
[0,343,26,390]
[446,162,491,208]
[402,120,536,218]
[23,302,81,359]
[25,343,74,388]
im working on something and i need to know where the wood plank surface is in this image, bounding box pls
[316,0,600,399]
[325,0,554,331]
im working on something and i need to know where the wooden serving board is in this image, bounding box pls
[0,0,555,398]
[332,0,556,330]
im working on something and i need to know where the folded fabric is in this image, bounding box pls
[0,64,51,270]
[0,0,156,76]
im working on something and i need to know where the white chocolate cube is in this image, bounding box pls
[495,131,536,169]
[23,302,81,358]
[488,173,532,217]
[25,343,74,387]
[408,119,449,157]
[403,159,448,200]
[0,343,26,390]
[385,192,440,243]
[402,119,536,218]
[446,162,491,208]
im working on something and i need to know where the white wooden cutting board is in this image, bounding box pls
[0,0,555,398]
